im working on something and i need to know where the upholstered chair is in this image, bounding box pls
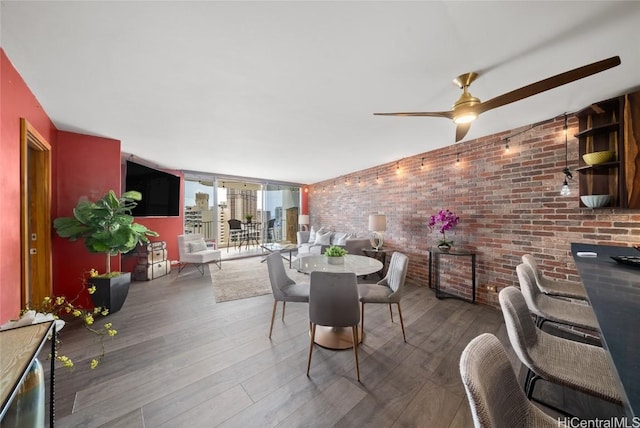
[357,251,409,342]
[177,234,221,275]
[498,286,623,409]
[516,263,599,335]
[460,333,563,428]
[521,254,588,300]
[307,271,361,381]
[266,252,309,338]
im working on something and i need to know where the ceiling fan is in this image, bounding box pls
[374,56,621,142]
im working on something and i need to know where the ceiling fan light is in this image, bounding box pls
[453,111,477,124]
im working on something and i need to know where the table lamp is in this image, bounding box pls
[368,214,387,250]
[298,214,310,231]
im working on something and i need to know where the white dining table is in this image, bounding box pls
[294,254,384,350]
[294,254,383,276]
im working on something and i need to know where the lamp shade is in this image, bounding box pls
[368,214,387,232]
[298,214,309,225]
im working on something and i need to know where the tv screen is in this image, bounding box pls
[125,161,180,217]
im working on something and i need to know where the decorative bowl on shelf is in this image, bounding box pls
[582,150,615,165]
[580,194,612,208]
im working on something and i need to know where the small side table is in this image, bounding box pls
[428,248,476,303]
[362,248,387,280]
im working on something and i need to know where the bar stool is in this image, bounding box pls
[521,254,588,300]
[498,287,623,411]
[460,333,563,427]
[516,263,599,336]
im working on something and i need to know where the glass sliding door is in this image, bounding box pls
[184,173,302,259]
[183,176,217,241]
[262,184,301,245]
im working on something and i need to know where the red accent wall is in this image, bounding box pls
[53,131,123,307]
[0,50,57,323]
[300,186,309,215]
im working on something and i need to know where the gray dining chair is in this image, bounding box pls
[521,254,588,300]
[460,333,563,428]
[498,286,623,409]
[516,263,600,335]
[307,271,361,381]
[357,251,409,342]
[266,252,309,338]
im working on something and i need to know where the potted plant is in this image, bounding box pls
[245,214,253,223]
[324,245,348,265]
[428,209,460,252]
[53,190,159,313]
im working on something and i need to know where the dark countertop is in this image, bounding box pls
[571,243,640,418]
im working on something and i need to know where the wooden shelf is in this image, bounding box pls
[575,161,620,172]
[574,122,620,138]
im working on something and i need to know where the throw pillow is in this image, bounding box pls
[314,230,332,246]
[189,238,207,253]
[308,226,317,243]
[333,232,352,246]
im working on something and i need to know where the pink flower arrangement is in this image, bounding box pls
[428,209,460,247]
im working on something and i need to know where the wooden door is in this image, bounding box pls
[20,119,52,306]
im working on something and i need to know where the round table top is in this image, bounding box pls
[294,254,383,276]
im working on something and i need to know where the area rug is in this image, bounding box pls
[210,255,308,303]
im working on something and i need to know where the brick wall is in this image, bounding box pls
[308,115,640,307]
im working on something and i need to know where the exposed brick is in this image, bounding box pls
[308,115,640,308]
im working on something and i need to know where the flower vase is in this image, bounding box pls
[437,244,451,252]
[327,256,344,265]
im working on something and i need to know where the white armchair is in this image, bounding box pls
[177,234,221,275]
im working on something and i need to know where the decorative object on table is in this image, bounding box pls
[0,289,118,370]
[324,245,347,264]
[53,190,159,313]
[298,214,310,231]
[245,213,253,223]
[582,150,615,166]
[368,213,387,250]
[428,209,460,251]
[580,194,612,208]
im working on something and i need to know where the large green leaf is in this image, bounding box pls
[53,190,159,273]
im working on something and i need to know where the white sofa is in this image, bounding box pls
[296,228,370,256]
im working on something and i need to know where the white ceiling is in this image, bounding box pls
[2,1,639,184]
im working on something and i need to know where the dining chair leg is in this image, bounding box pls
[352,325,360,381]
[360,302,365,341]
[307,323,316,376]
[389,303,394,323]
[281,301,286,321]
[268,301,278,338]
[396,303,406,342]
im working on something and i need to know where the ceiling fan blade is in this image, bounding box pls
[374,111,454,119]
[456,123,471,142]
[477,56,621,114]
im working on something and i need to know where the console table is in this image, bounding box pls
[0,321,56,426]
[428,248,476,303]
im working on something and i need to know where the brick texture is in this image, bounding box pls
[307,115,640,307]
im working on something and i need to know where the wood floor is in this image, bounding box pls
[43,259,623,427]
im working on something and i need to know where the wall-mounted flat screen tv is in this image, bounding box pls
[125,161,180,217]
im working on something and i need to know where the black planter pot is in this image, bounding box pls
[87,272,131,314]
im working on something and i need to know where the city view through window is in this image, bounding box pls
[184,177,301,257]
